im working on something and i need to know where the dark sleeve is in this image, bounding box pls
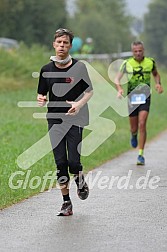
[80,62,93,92]
[37,67,49,95]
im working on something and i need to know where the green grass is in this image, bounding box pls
[0,46,167,209]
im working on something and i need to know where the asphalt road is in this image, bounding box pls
[0,131,167,252]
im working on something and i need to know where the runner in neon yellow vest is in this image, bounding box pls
[115,41,163,165]
[121,56,156,94]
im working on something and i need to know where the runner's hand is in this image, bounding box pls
[65,101,80,115]
[155,84,163,94]
[37,94,47,106]
[117,88,124,98]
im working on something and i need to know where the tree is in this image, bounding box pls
[0,0,67,47]
[68,0,133,53]
[143,0,167,63]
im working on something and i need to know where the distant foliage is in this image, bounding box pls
[143,0,167,64]
[68,0,134,53]
[0,43,48,77]
[0,0,67,47]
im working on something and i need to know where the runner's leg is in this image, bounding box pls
[138,110,149,150]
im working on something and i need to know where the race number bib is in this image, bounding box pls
[130,93,146,104]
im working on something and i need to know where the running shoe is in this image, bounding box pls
[131,134,138,148]
[75,175,89,200]
[77,181,89,200]
[137,155,145,165]
[57,200,73,216]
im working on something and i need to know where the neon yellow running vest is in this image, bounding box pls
[120,57,155,93]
